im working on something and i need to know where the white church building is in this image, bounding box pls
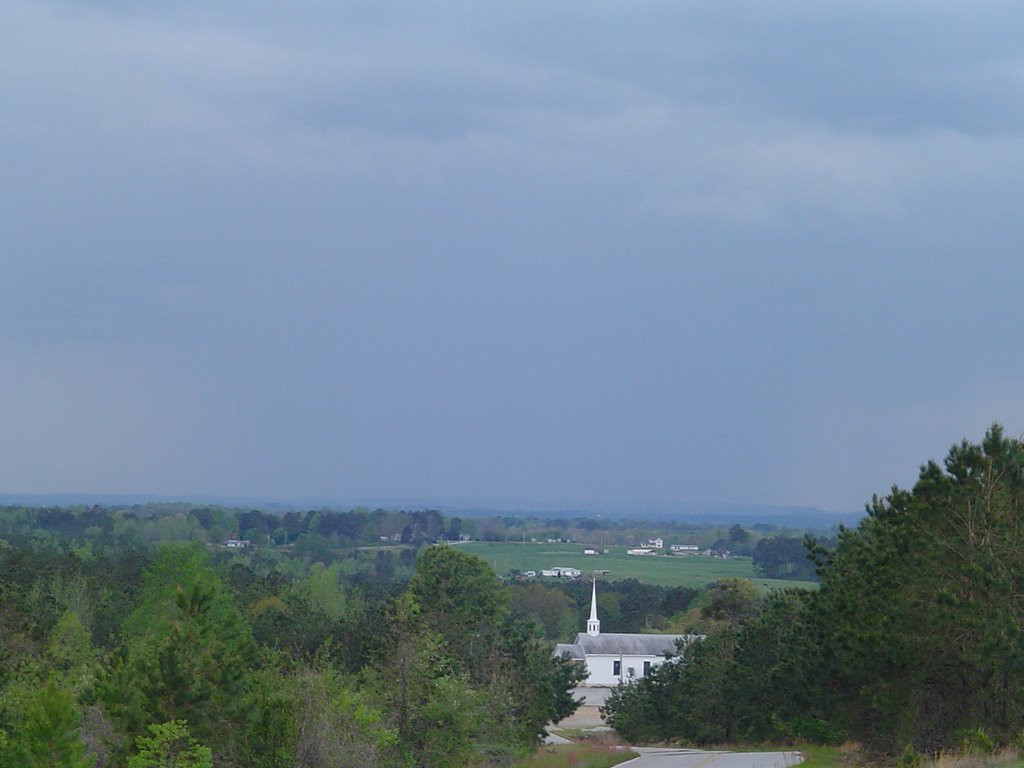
[554,580,699,687]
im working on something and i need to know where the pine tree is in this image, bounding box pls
[12,677,94,768]
[127,720,212,768]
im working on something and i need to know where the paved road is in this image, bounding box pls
[624,748,803,768]
[542,731,573,745]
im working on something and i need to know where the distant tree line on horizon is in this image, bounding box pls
[0,501,826,585]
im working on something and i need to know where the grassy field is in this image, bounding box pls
[795,744,1024,768]
[513,744,638,768]
[796,745,851,768]
[457,541,817,590]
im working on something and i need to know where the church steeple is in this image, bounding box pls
[587,578,600,636]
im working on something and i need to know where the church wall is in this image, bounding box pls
[583,653,669,686]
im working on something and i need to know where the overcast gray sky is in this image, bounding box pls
[3,0,1024,513]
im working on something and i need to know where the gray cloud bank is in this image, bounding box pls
[3,0,1024,512]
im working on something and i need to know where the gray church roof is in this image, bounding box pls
[571,632,695,657]
[553,642,585,660]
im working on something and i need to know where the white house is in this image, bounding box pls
[554,580,699,686]
[541,566,582,578]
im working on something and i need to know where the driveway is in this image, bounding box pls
[625,748,803,768]
[553,686,611,728]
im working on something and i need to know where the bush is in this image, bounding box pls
[957,728,995,756]
[898,744,921,768]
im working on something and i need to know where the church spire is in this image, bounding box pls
[587,578,600,636]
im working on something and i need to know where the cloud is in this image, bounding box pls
[3,0,1024,509]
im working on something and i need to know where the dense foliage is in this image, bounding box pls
[0,503,823,579]
[0,483,835,764]
[603,425,1024,756]
[752,536,825,581]
[0,536,584,767]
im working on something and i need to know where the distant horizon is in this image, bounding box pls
[0,491,862,526]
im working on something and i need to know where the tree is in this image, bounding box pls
[444,517,463,541]
[406,545,505,662]
[488,612,584,742]
[127,720,212,768]
[606,427,1024,753]
[289,663,396,768]
[603,632,735,744]
[506,582,576,641]
[724,590,837,743]
[376,594,490,768]
[9,677,94,768]
[47,610,100,697]
[815,425,1024,753]
[728,524,749,543]
[682,578,762,633]
[603,586,839,747]
[752,536,819,581]
[102,544,256,762]
[396,547,581,758]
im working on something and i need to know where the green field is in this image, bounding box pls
[457,541,816,591]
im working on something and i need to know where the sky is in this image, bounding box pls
[3,1,1024,514]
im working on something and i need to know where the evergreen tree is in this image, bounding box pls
[127,720,212,768]
[10,677,94,768]
[816,425,1024,753]
[102,544,257,763]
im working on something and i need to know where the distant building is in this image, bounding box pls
[225,539,251,549]
[667,544,700,557]
[541,566,581,578]
[554,580,700,686]
[646,538,664,549]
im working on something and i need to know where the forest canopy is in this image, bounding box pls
[0,536,584,767]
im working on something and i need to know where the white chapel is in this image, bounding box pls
[554,579,699,687]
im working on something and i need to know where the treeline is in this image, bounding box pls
[0,504,454,550]
[0,504,823,584]
[508,578,701,642]
[604,425,1024,756]
[0,541,582,767]
[752,535,826,581]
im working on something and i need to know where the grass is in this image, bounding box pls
[511,744,639,768]
[457,541,817,590]
[790,744,1024,768]
[795,744,855,768]
[923,750,1024,768]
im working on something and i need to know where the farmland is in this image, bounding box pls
[455,541,816,590]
